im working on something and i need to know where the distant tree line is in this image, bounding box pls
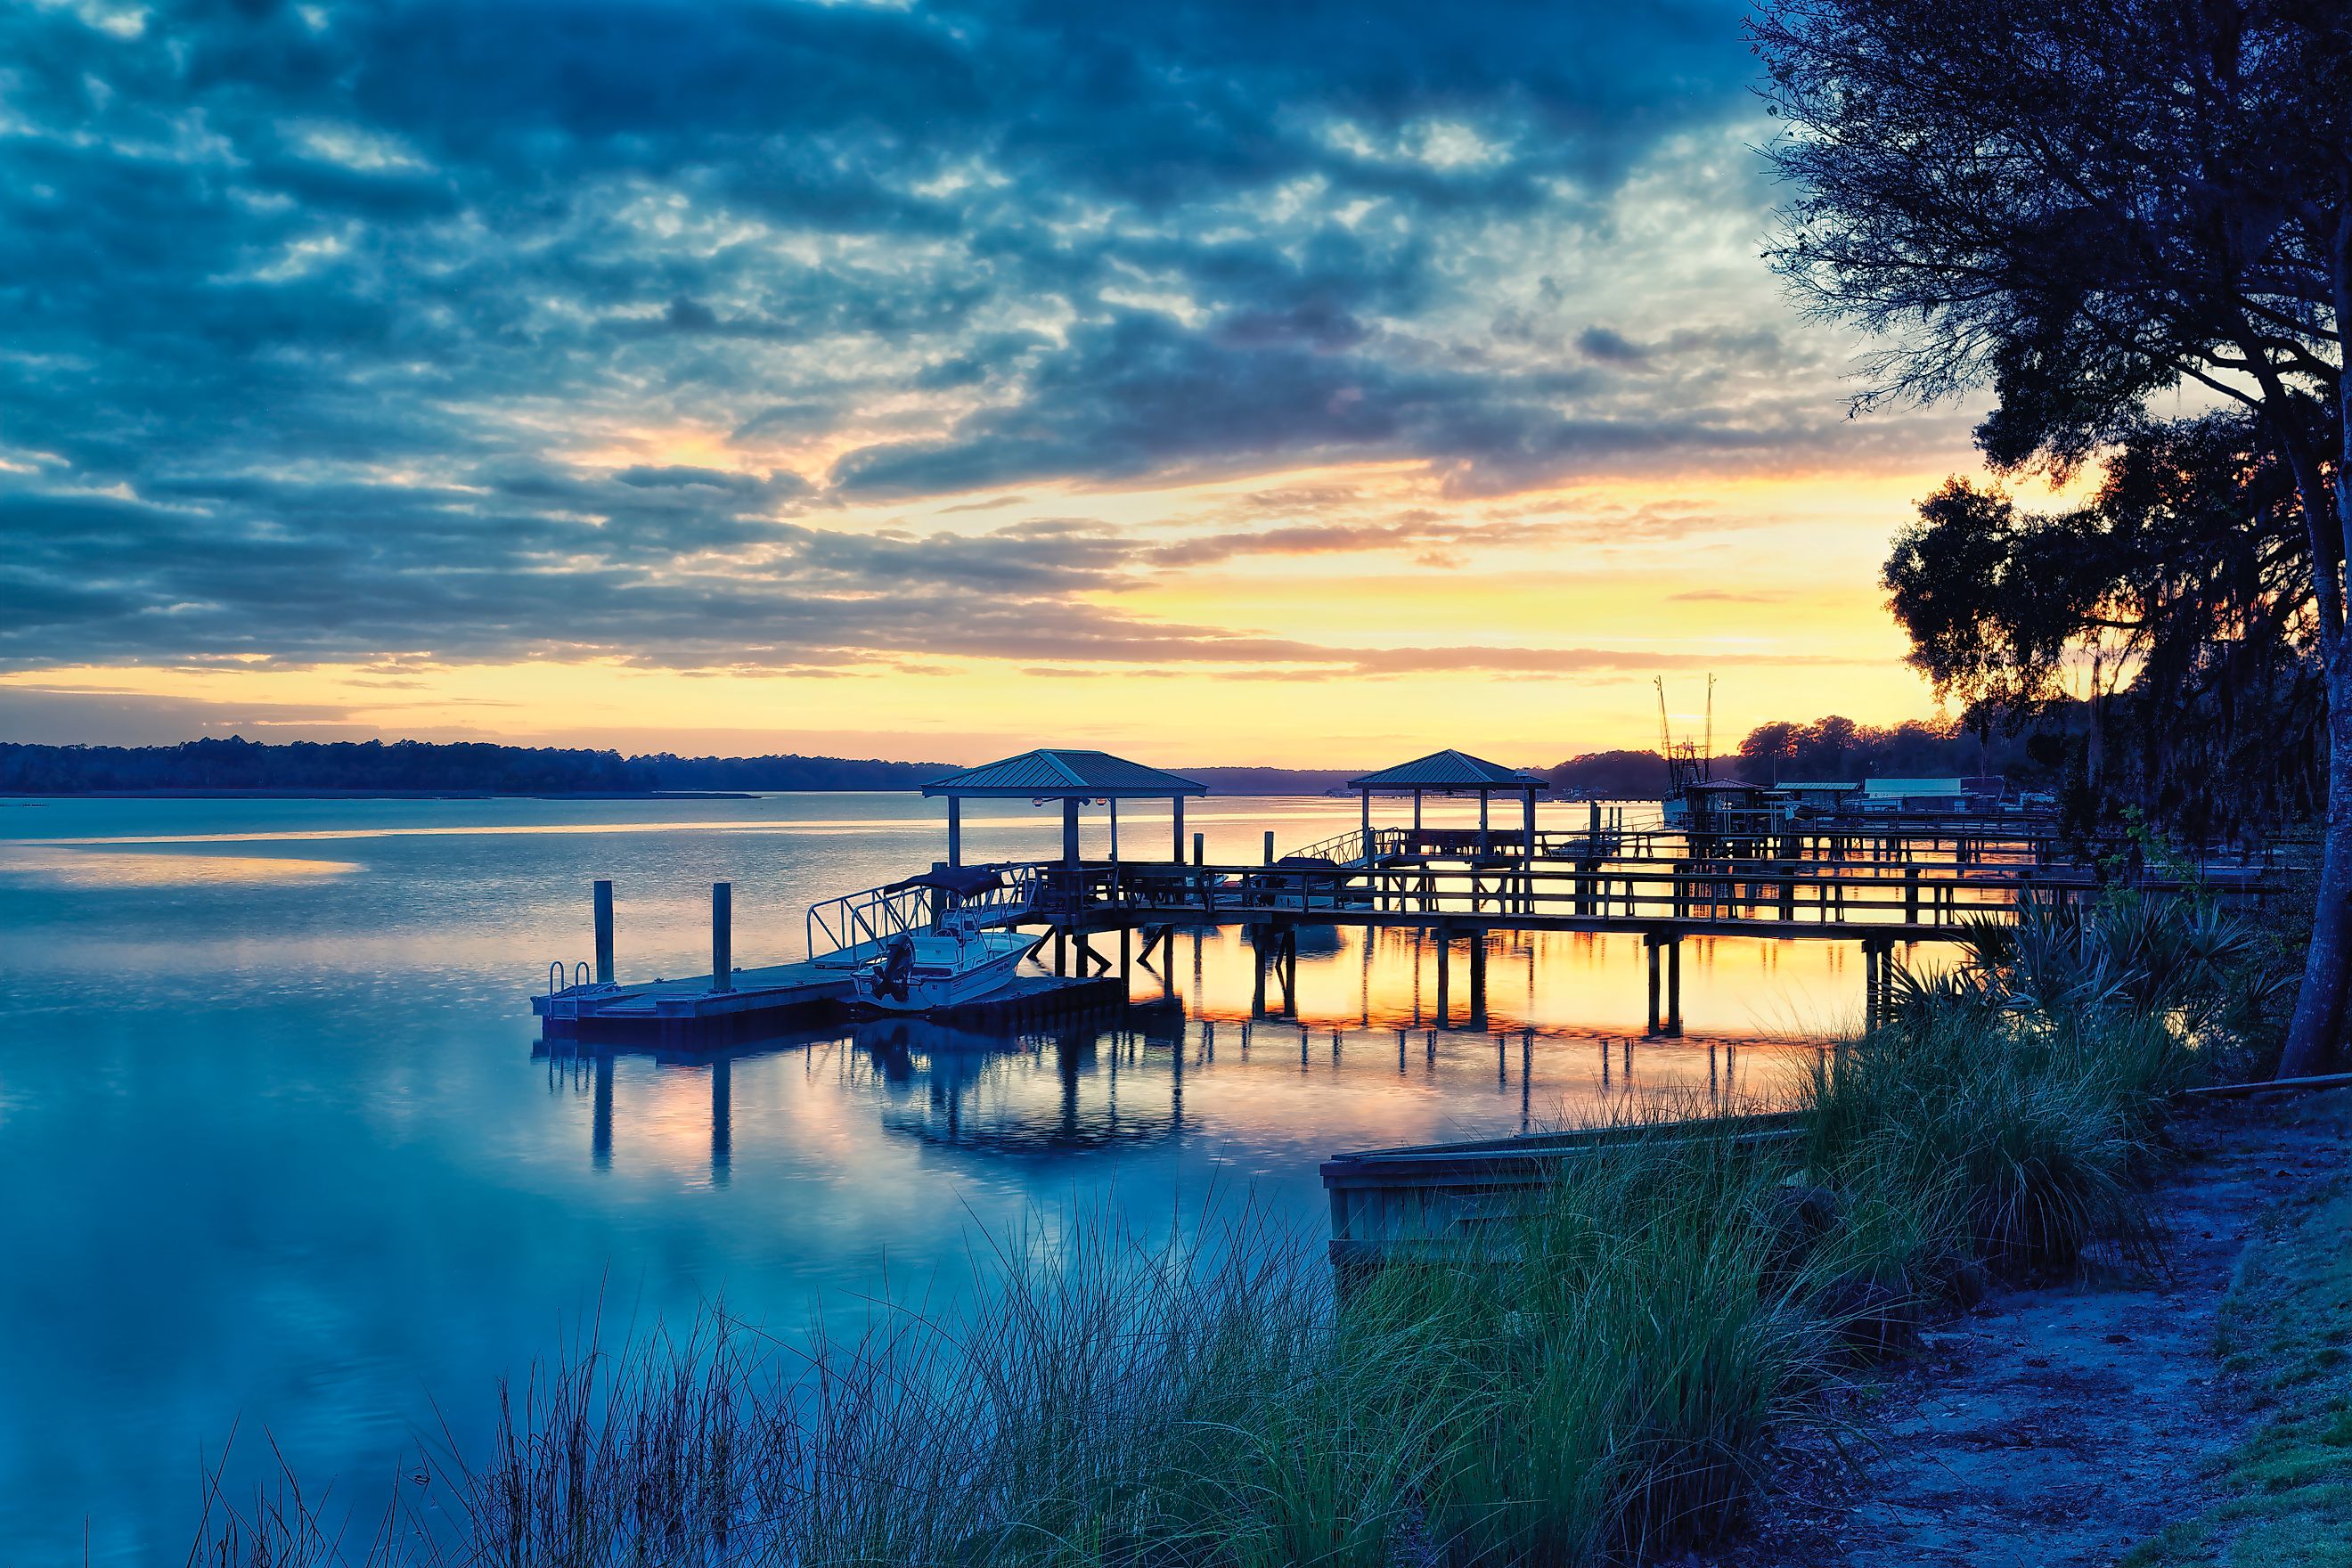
[0,738,952,795]
[1544,716,2042,798]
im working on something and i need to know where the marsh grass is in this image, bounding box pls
[193,892,2266,1567]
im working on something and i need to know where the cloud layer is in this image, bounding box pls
[0,0,1943,677]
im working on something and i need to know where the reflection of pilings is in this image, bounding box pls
[711,1058,731,1184]
[592,1052,614,1170]
[1436,931,1451,1025]
[1467,931,1488,1030]
[1643,934,1684,1036]
[1057,1031,1082,1139]
[1521,1028,1532,1130]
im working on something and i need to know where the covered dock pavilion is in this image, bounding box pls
[922,748,1210,866]
[1346,748,1551,861]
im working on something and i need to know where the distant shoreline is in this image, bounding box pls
[0,788,758,801]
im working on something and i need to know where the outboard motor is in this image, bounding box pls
[873,935,916,1001]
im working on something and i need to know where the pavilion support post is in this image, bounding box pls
[1479,790,1490,854]
[1109,799,1120,862]
[710,882,733,993]
[1522,788,1538,912]
[1264,829,1275,864]
[1172,795,1184,863]
[946,796,962,868]
[1413,789,1423,836]
[1360,789,1372,862]
[1193,831,1204,866]
[592,880,615,985]
[1063,798,1081,865]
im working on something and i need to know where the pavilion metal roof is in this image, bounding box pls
[1346,749,1551,792]
[921,748,1209,798]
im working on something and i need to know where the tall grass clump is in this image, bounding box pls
[1805,889,2269,1285]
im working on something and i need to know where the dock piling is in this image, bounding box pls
[592,880,615,984]
[710,883,732,993]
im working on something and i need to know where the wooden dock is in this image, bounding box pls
[533,805,2282,1047]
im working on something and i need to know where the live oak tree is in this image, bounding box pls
[1883,414,2323,844]
[1753,0,2352,1076]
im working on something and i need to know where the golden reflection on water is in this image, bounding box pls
[0,848,365,886]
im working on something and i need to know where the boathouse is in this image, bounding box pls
[922,748,1209,866]
[1346,749,1550,861]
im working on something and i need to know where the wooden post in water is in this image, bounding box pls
[710,882,732,992]
[1646,936,1662,1035]
[1666,937,1683,1035]
[592,880,615,984]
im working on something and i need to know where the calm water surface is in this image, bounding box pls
[0,793,1877,1562]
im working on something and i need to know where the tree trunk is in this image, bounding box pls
[2279,680,2352,1078]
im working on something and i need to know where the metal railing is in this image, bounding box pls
[805,863,1044,968]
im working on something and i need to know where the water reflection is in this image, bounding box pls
[541,998,1817,1182]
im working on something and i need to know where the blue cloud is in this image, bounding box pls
[0,0,1891,674]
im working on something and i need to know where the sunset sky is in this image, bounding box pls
[0,0,2053,766]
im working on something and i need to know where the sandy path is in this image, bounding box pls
[1719,1089,2350,1568]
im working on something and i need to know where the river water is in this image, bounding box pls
[0,792,1875,1561]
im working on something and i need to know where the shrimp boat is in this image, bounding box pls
[853,906,1044,1013]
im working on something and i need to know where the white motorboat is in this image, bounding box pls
[853,908,1042,1013]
